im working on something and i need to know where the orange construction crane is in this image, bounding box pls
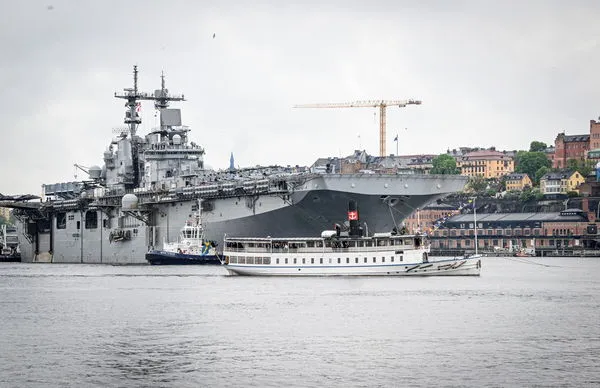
[294,99,422,157]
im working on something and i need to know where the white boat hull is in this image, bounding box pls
[224,255,482,276]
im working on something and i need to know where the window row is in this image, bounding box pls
[229,255,405,265]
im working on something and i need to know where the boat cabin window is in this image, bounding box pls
[348,241,356,248]
[372,257,376,263]
[320,258,323,264]
[365,240,373,247]
[306,241,315,248]
[316,241,323,248]
[414,238,421,248]
[264,257,271,265]
[364,257,367,263]
[276,258,280,264]
[56,213,66,229]
[85,211,98,229]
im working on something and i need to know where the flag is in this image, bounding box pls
[135,102,141,113]
[394,135,398,142]
[348,211,358,221]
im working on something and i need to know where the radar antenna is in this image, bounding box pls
[114,66,185,137]
[153,70,185,110]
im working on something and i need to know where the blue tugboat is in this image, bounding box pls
[146,209,220,265]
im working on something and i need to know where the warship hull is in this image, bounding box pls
[12,174,466,264]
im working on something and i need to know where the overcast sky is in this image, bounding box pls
[2,0,600,195]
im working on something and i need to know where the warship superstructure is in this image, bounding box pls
[2,67,468,264]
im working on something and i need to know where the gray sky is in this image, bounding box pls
[2,0,600,195]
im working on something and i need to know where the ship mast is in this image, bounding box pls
[153,71,185,131]
[114,65,150,138]
[114,66,185,137]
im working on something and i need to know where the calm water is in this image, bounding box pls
[1,258,599,388]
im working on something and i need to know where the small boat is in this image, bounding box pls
[146,207,220,265]
[222,201,481,276]
[514,248,535,257]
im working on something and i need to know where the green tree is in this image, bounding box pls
[566,159,595,178]
[529,141,548,152]
[535,166,550,185]
[430,154,459,174]
[519,187,536,202]
[466,176,487,193]
[515,151,551,184]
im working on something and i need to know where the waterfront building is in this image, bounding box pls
[505,173,532,191]
[456,149,514,179]
[404,203,460,234]
[429,209,598,252]
[540,170,585,195]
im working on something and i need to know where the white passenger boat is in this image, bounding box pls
[222,232,481,277]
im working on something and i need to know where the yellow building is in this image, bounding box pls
[0,207,11,221]
[457,150,514,178]
[540,170,585,195]
[505,173,532,191]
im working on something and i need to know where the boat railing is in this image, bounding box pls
[224,245,418,254]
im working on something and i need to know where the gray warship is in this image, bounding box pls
[2,67,468,264]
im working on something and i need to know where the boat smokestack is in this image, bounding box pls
[348,200,361,237]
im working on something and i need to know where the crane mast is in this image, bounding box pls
[294,99,422,157]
